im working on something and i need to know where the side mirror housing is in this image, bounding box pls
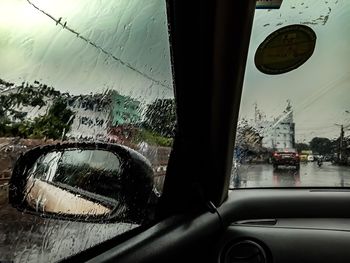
[9,142,155,224]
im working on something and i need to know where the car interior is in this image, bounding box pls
[2,0,350,263]
[63,1,350,263]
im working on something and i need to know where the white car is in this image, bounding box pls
[307,155,314,162]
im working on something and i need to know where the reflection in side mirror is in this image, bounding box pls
[26,150,120,216]
[10,143,155,224]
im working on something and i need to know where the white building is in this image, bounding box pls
[1,85,141,141]
[254,102,295,150]
[66,95,111,141]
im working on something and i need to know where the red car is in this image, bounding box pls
[272,149,300,170]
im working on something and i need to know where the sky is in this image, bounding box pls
[0,0,349,143]
[0,0,174,104]
[239,0,350,142]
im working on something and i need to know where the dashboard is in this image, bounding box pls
[216,189,350,263]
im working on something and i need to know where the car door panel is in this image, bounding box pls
[220,223,350,263]
[64,189,350,263]
[220,189,350,222]
[65,213,222,263]
[215,189,350,263]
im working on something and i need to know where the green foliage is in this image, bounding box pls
[0,78,75,140]
[0,80,55,122]
[143,99,176,138]
[0,79,14,89]
[309,137,332,155]
[0,118,31,138]
[295,142,310,153]
[29,99,75,140]
[132,129,173,147]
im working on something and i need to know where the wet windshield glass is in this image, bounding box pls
[0,0,173,261]
[232,0,350,188]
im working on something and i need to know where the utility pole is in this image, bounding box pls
[336,111,350,164]
[254,103,259,123]
[335,124,344,163]
[339,125,344,163]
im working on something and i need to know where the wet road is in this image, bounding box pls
[231,162,350,188]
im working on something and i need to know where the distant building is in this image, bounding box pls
[66,93,111,140]
[110,91,141,126]
[67,91,142,140]
[0,84,142,141]
[254,101,296,150]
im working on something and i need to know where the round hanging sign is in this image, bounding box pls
[254,24,317,75]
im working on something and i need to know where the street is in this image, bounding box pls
[231,162,350,188]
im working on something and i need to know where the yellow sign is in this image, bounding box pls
[255,25,316,75]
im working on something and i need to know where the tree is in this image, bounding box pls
[143,99,176,138]
[309,137,332,155]
[295,143,310,153]
[0,79,51,122]
[29,98,75,140]
[0,79,14,87]
[0,78,75,140]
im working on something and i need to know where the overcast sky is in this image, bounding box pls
[1,0,349,143]
[0,0,173,104]
[239,0,350,142]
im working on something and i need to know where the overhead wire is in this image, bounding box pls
[26,0,173,91]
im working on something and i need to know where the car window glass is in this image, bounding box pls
[0,0,173,261]
[233,0,350,188]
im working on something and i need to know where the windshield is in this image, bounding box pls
[232,0,350,188]
[0,0,173,261]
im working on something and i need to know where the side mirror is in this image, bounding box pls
[9,142,155,224]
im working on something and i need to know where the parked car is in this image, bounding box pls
[308,155,315,162]
[300,154,308,162]
[271,149,300,170]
